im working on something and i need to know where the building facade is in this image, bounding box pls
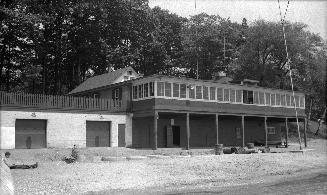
[0,67,307,149]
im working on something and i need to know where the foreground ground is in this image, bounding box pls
[2,137,326,195]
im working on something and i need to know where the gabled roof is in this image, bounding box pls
[69,66,136,95]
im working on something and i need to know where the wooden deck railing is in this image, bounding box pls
[0,91,126,112]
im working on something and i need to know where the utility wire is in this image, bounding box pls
[277,0,302,150]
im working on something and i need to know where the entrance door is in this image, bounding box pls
[118,124,126,147]
[15,119,47,149]
[172,126,180,146]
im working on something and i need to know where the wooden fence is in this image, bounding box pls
[0,91,125,112]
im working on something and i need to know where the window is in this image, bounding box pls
[203,86,209,100]
[271,94,276,106]
[243,90,254,104]
[180,84,186,98]
[300,96,305,108]
[286,94,291,106]
[144,83,149,97]
[189,85,195,99]
[236,90,242,103]
[276,94,281,106]
[157,82,164,96]
[93,93,99,99]
[235,127,242,139]
[230,89,236,102]
[196,86,202,99]
[138,85,143,98]
[281,94,286,106]
[253,91,259,104]
[217,88,223,101]
[267,127,276,135]
[133,86,138,99]
[259,92,265,105]
[165,82,171,97]
[149,82,154,96]
[173,83,179,98]
[127,70,133,75]
[112,88,122,100]
[265,93,271,105]
[224,88,230,102]
[209,87,216,100]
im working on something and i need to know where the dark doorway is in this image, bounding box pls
[86,121,110,147]
[172,126,180,146]
[118,124,126,147]
[15,119,47,149]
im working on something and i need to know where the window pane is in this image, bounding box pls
[196,86,202,99]
[173,83,179,98]
[189,86,195,99]
[253,91,259,104]
[259,92,265,105]
[230,89,236,102]
[276,94,281,106]
[144,83,149,97]
[236,90,242,103]
[157,82,164,96]
[300,96,305,108]
[243,90,248,103]
[248,91,253,104]
[180,84,186,98]
[149,82,154,96]
[138,85,143,98]
[271,94,275,106]
[165,82,171,97]
[133,86,138,99]
[295,95,299,108]
[209,87,216,100]
[217,88,223,101]
[203,86,209,100]
[265,93,271,105]
[224,89,230,102]
[286,94,291,106]
[281,94,286,106]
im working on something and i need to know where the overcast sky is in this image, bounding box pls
[149,0,327,40]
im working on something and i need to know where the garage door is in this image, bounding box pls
[15,119,47,149]
[86,121,110,147]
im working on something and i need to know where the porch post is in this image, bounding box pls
[304,118,307,147]
[285,118,289,148]
[215,114,219,145]
[264,116,268,147]
[153,111,158,150]
[241,115,245,147]
[186,112,190,150]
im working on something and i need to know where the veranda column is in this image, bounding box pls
[304,118,307,147]
[186,112,190,150]
[285,118,289,148]
[241,115,245,147]
[215,114,219,145]
[153,111,158,150]
[264,117,268,147]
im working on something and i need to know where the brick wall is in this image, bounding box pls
[0,110,129,149]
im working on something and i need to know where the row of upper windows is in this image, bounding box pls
[132,81,305,108]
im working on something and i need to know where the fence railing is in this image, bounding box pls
[0,91,125,112]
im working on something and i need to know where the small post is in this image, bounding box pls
[215,114,219,145]
[153,111,158,150]
[242,115,245,147]
[264,117,268,147]
[285,118,289,148]
[304,118,307,147]
[186,112,190,150]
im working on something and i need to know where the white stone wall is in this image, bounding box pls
[0,110,129,149]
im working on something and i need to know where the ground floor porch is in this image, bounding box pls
[132,111,307,149]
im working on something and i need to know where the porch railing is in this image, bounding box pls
[0,91,125,112]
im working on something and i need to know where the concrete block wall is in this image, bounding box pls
[0,110,129,149]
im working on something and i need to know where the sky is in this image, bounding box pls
[149,0,327,40]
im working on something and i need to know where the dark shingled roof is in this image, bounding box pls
[69,67,135,95]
